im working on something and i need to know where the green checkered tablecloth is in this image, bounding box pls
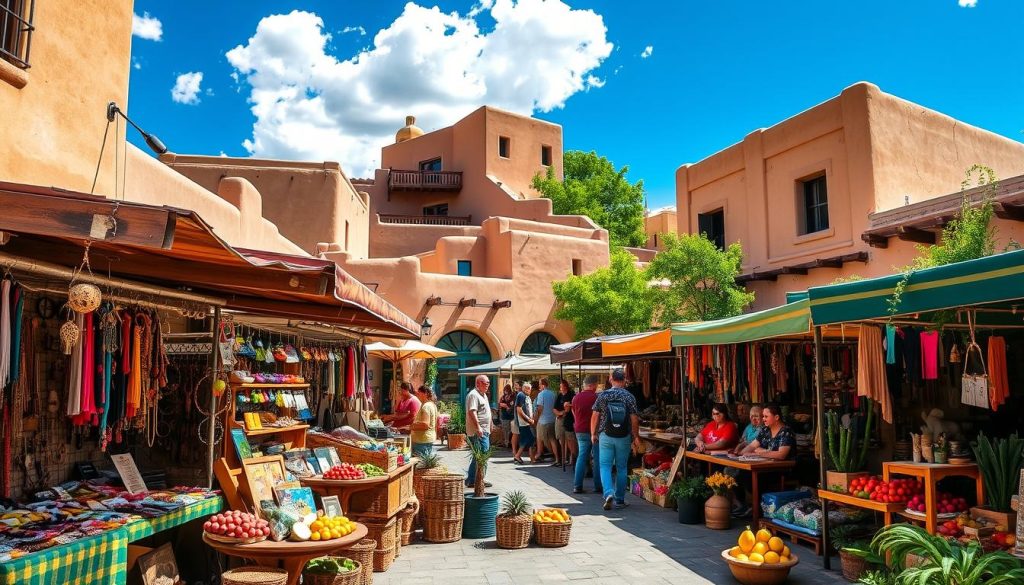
[0,496,223,585]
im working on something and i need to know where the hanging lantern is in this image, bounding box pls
[60,318,81,355]
[68,283,102,313]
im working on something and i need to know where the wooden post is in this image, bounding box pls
[677,346,687,479]
[814,325,831,570]
[206,306,221,489]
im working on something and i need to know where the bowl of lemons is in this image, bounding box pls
[722,526,799,585]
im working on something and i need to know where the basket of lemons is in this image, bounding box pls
[722,526,799,585]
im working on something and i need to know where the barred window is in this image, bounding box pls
[1,0,35,69]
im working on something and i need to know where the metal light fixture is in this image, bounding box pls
[420,317,433,337]
[107,102,168,155]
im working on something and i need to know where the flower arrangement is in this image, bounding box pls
[705,472,737,496]
[653,485,669,496]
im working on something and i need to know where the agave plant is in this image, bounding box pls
[499,490,532,518]
[416,452,444,471]
[971,431,1024,513]
[866,524,1024,585]
[467,440,494,497]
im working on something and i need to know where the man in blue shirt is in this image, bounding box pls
[591,369,640,510]
[534,378,560,466]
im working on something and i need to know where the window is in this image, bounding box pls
[697,208,725,251]
[423,204,448,216]
[1,0,34,69]
[457,260,472,276]
[541,145,552,166]
[571,259,582,276]
[498,136,510,158]
[419,157,442,171]
[801,175,829,234]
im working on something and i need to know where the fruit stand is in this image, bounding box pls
[300,461,416,519]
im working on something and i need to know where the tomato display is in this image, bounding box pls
[322,463,366,480]
[203,510,271,540]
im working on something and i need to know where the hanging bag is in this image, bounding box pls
[219,323,237,371]
[961,312,988,409]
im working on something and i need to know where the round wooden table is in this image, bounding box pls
[300,475,389,513]
[204,524,368,585]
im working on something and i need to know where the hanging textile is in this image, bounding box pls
[0,280,10,393]
[126,314,142,419]
[857,325,892,423]
[9,287,23,384]
[987,336,1009,411]
[920,330,939,380]
[885,324,896,365]
[67,312,85,417]
[72,311,96,426]
[344,346,356,399]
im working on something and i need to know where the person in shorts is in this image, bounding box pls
[513,382,536,464]
[534,378,560,465]
[553,379,576,465]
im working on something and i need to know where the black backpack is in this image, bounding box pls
[604,396,631,438]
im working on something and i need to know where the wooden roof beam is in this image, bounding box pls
[897,226,936,245]
[996,201,1024,222]
[862,233,889,248]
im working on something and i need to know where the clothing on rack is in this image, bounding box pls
[857,325,892,424]
[920,330,939,381]
[987,336,1009,411]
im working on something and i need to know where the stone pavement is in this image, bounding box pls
[378,446,847,585]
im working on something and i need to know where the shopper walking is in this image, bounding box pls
[534,378,560,466]
[465,375,493,487]
[410,385,438,458]
[513,382,536,464]
[553,379,576,466]
[572,375,602,494]
[498,383,516,448]
[591,369,640,510]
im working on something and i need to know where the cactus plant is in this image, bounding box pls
[825,398,874,472]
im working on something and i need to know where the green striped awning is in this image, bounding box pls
[807,249,1024,325]
[670,299,812,347]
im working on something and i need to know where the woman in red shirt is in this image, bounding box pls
[693,403,739,453]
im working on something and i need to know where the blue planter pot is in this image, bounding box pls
[463,493,499,538]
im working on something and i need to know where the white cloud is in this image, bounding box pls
[342,26,366,35]
[132,12,163,41]
[132,57,142,70]
[958,0,977,6]
[227,1,613,176]
[640,45,653,58]
[171,71,204,104]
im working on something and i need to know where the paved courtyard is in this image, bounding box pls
[380,446,847,585]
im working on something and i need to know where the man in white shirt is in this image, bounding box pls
[465,375,493,487]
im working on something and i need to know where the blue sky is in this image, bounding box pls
[128,0,1023,208]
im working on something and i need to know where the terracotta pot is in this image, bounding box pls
[721,548,798,585]
[704,494,731,530]
[448,434,467,450]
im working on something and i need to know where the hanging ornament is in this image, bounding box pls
[67,240,102,313]
[949,343,961,364]
[60,318,80,355]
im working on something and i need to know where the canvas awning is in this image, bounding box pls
[550,330,673,364]
[670,299,812,346]
[458,354,615,376]
[0,182,421,337]
[807,248,1024,325]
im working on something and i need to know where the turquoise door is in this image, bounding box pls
[435,331,494,407]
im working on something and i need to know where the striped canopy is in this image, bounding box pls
[670,299,812,347]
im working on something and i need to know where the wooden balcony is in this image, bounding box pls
[378,214,472,226]
[388,170,462,192]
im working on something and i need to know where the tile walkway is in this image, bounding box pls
[378,446,847,585]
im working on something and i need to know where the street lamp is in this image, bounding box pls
[420,317,433,337]
[107,102,167,155]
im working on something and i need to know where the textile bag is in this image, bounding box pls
[961,342,988,409]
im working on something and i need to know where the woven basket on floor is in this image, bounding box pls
[350,515,397,552]
[420,498,464,520]
[392,513,404,558]
[414,467,449,529]
[399,498,419,545]
[422,516,463,543]
[222,567,287,585]
[419,473,466,501]
[372,545,397,573]
[495,514,532,549]
[533,518,572,548]
[348,539,376,585]
[301,559,361,585]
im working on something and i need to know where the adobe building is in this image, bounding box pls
[674,82,1024,309]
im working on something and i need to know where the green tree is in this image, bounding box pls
[533,150,646,248]
[646,233,754,325]
[552,247,655,339]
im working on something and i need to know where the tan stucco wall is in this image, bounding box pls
[0,0,131,196]
[159,155,369,258]
[675,81,1024,309]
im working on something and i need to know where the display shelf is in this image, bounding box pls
[242,424,310,437]
[817,489,904,514]
[234,383,311,389]
[882,461,983,535]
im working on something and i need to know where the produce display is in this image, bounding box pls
[533,508,571,523]
[304,515,357,541]
[322,463,366,480]
[305,556,359,575]
[905,491,968,515]
[935,512,1018,548]
[729,526,793,564]
[203,510,271,541]
[843,476,923,503]
[356,463,386,477]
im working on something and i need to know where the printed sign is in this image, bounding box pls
[111,453,148,494]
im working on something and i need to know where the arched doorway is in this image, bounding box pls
[521,331,559,355]
[435,331,493,407]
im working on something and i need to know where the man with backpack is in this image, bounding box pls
[590,368,640,510]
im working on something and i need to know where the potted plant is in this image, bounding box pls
[704,472,737,530]
[462,441,498,539]
[495,490,532,549]
[446,407,467,450]
[824,398,874,491]
[970,431,1023,530]
[932,434,949,464]
[669,475,711,524]
[866,524,1024,584]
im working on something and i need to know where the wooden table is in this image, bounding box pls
[301,461,415,518]
[882,461,983,534]
[683,450,796,525]
[204,524,368,585]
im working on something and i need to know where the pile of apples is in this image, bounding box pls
[728,526,793,564]
[203,510,271,541]
[847,476,923,504]
[906,491,967,514]
[322,463,366,480]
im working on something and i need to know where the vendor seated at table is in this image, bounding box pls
[731,404,764,455]
[381,382,421,430]
[738,403,795,460]
[690,403,739,453]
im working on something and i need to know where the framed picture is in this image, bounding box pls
[230,428,253,461]
[326,447,342,468]
[136,542,180,585]
[313,447,334,474]
[305,456,322,475]
[275,486,317,517]
[240,455,287,517]
[320,495,343,518]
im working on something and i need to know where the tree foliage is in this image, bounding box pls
[646,233,754,325]
[533,150,647,248]
[552,247,654,339]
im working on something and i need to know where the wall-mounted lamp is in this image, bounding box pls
[107,102,168,155]
[420,317,433,337]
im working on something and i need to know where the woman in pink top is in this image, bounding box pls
[382,382,421,429]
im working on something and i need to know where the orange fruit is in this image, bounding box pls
[748,552,765,563]
[764,552,780,564]
[728,546,742,558]
[782,545,791,558]
[768,536,784,553]
[738,526,756,553]
[756,528,772,543]
[752,542,768,556]
[736,553,749,562]
[310,532,321,541]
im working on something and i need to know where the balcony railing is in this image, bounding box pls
[379,214,472,226]
[388,170,462,192]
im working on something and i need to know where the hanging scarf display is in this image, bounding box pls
[345,345,356,399]
[0,280,11,395]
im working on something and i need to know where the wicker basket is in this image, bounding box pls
[307,433,399,471]
[413,467,448,529]
[399,498,419,546]
[372,545,397,572]
[392,512,403,558]
[422,516,463,543]
[840,549,869,582]
[301,559,362,585]
[222,567,288,585]
[495,514,532,549]
[420,498,464,520]
[348,539,376,585]
[533,517,572,548]
[419,474,466,501]
[350,515,398,552]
